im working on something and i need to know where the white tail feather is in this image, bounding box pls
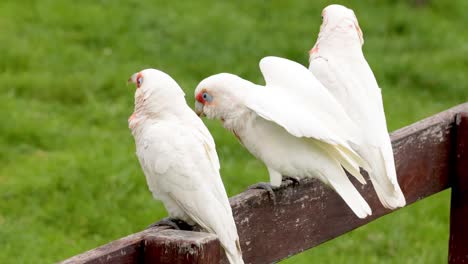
[360,145,406,209]
[224,240,244,264]
[317,142,367,185]
[318,160,372,219]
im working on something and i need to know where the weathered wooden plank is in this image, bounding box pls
[61,103,468,264]
[143,229,220,264]
[449,113,468,263]
[59,226,219,264]
[59,229,150,264]
[228,103,468,264]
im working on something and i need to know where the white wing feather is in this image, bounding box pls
[136,122,243,264]
[315,157,372,218]
[259,56,363,145]
[310,53,406,209]
[241,57,370,183]
[238,93,371,217]
[184,111,233,212]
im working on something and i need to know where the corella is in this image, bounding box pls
[128,69,243,264]
[309,4,406,209]
[194,56,372,218]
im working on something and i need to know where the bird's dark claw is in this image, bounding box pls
[148,217,192,230]
[248,182,277,204]
[282,176,300,186]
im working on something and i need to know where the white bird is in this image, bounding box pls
[194,56,372,218]
[128,69,243,264]
[309,4,406,209]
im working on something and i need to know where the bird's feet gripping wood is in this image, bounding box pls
[147,217,193,231]
[247,176,300,204]
[282,176,300,186]
[247,182,277,204]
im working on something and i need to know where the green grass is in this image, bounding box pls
[1,0,467,263]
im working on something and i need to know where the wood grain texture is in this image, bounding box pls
[59,228,150,264]
[60,103,468,264]
[143,229,220,264]
[59,226,219,264]
[449,113,468,264]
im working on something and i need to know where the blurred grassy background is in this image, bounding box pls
[0,0,467,263]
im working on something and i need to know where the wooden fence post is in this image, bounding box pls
[143,229,221,264]
[449,113,468,263]
[59,226,220,264]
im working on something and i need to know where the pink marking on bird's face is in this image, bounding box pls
[128,112,137,121]
[353,18,364,45]
[136,73,143,89]
[196,89,214,105]
[309,46,319,55]
[196,91,205,104]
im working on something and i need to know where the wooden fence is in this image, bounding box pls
[61,103,468,264]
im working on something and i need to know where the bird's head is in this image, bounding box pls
[194,73,248,121]
[318,4,364,46]
[128,68,185,114]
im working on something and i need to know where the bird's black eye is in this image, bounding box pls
[202,92,213,102]
[137,76,143,87]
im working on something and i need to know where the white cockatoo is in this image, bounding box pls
[194,56,372,218]
[309,4,406,209]
[128,69,243,264]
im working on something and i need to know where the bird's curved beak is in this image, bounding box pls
[128,73,137,85]
[195,101,205,117]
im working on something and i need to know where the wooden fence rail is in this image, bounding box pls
[61,103,468,264]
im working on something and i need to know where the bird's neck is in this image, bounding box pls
[129,95,189,134]
[311,30,363,59]
[222,107,254,140]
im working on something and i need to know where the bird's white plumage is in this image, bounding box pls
[130,69,243,264]
[257,57,359,143]
[256,57,370,171]
[309,4,406,209]
[195,57,372,218]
